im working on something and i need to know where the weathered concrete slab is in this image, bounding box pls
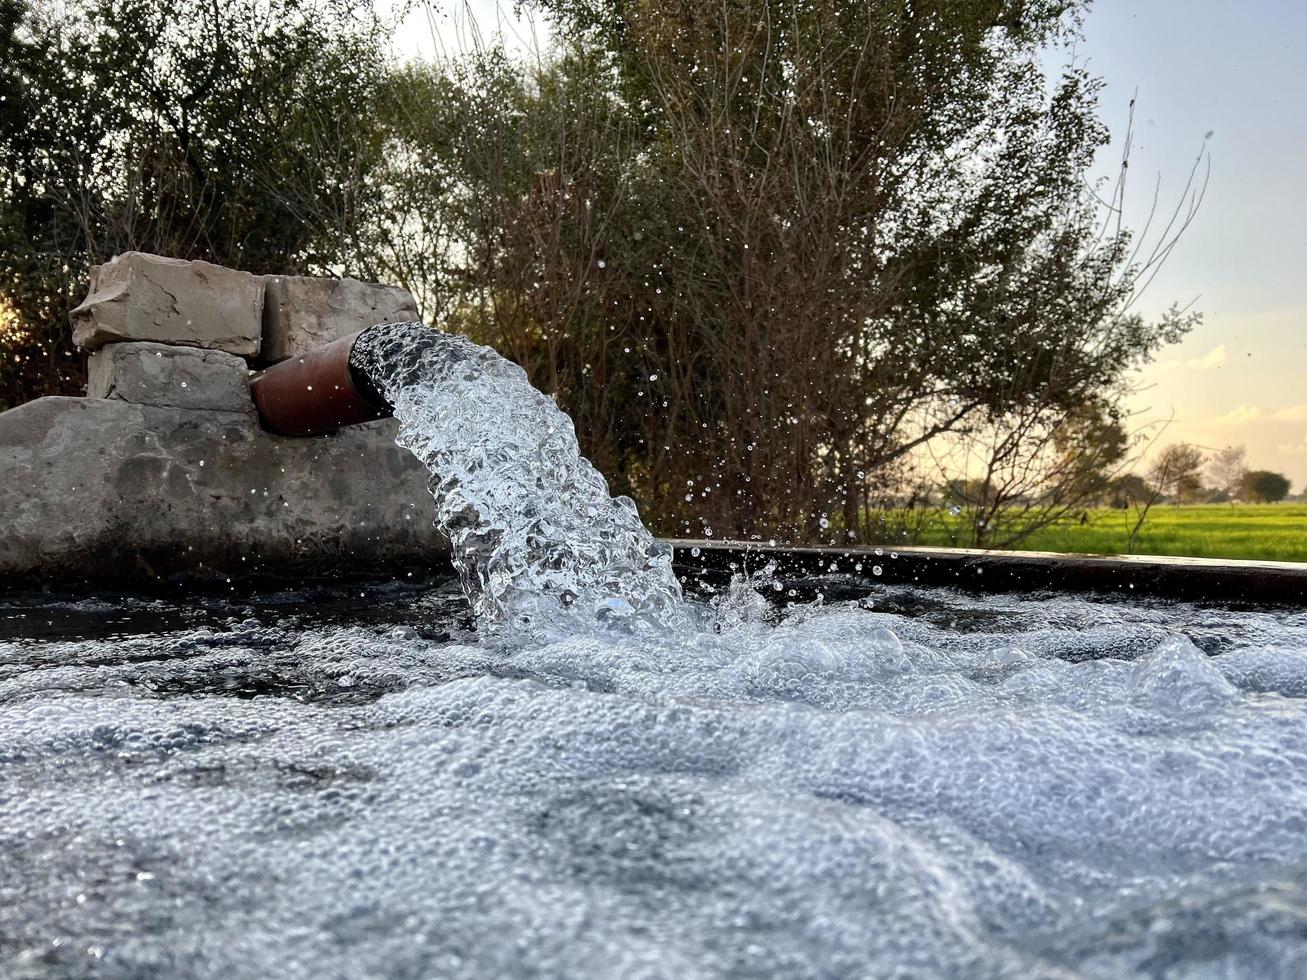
[0,397,447,583]
[88,342,254,415]
[261,275,418,363]
[71,252,264,356]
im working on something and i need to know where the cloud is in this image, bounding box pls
[1209,403,1307,427]
[1187,345,1228,370]
[1212,404,1263,425]
[1151,344,1228,374]
[1276,436,1307,457]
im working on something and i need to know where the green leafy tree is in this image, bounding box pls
[1109,473,1151,508]
[1148,443,1207,503]
[0,0,88,404]
[404,0,1201,538]
[1241,470,1291,504]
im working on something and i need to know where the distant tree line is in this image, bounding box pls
[868,440,1291,551]
[2,0,1209,544]
[1129,443,1291,505]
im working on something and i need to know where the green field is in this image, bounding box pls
[874,503,1307,563]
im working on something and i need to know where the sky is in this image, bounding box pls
[389,0,543,59]
[391,1,1307,489]
[1068,1,1307,488]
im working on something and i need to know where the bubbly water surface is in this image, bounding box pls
[4,325,1307,977]
[3,584,1307,978]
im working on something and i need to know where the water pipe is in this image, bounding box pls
[250,329,392,437]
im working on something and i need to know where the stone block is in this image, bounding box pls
[261,275,418,363]
[0,396,446,582]
[88,342,254,414]
[71,252,264,356]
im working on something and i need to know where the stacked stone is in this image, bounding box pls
[72,252,419,414]
[0,251,443,584]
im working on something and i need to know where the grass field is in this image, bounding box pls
[872,503,1307,563]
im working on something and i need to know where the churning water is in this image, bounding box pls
[350,323,688,638]
[3,324,1307,978]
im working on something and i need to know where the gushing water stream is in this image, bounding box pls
[350,323,690,637]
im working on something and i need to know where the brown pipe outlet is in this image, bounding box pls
[250,330,390,437]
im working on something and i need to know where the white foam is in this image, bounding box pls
[3,589,1307,977]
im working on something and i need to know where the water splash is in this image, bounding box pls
[350,323,689,637]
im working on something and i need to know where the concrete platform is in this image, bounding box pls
[0,396,447,585]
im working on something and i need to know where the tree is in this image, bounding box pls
[0,0,394,408]
[937,399,1130,548]
[1109,473,1151,509]
[1207,445,1248,503]
[0,0,87,405]
[398,0,1201,539]
[1149,443,1207,503]
[1241,470,1291,504]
